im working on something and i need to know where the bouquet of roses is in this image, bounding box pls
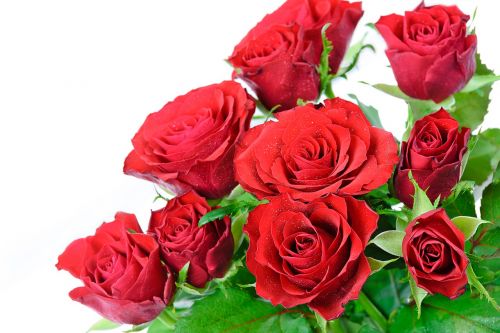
[57,1,499,332]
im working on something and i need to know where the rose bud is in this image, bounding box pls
[56,213,175,325]
[229,0,363,111]
[403,208,468,299]
[244,194,378,320]
[376,3,477,102]
[124,81,255,199]
[228,23,320,111]
[234,98,399,202]
[394,109,470,207]
[148,191,234,288]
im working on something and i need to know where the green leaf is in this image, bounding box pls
[389,288,500,333]
[442,181,476,218]
[463,129,500,184]
[362,269,411,318]
[231,212,248,253]
[461,74,500,93]
[481,180,500,223]
[408,274,428,319]
[148,308,176,333]
[317,23,335,98]
[348,93,383,128]
[336,35,375,78]
[408,171,434,220]
[357,291,388,332]
[314,311,327,333]
[450,54,496,130]
[199,189,267,227]
[174,288,313,333]
[87,318,120,332]
[369,83,454,121]
[370,230,405,257]
[451,216,490,241]
[367,257,398,275]
[198,206,234,227]
[466,265,500,311]
[178,262,189,284]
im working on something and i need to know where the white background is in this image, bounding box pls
[0,0,498,332]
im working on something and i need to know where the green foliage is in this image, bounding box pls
[86,318,120,332]
[388,289,500,333]
[442,181,476,218]
[451,54,497,130]
[466,265,500,311]
[408,172,434,220]
[348,93,383,128]
[368,257,398,275]
[370,230,405,257]
[408,275,427,319]
[369,83,454,122]
[362,269,411,318]
[451,216,490,241]
[174,288,313,333]
[463,129,500,184]
[481,179,500,223]
[199,187,267,226]
[336,35,375,78]
[317,23,335,99]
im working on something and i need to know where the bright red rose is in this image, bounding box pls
[148,191,234,288]
[229,0,363,110]
[394,109,470,207]
[403,208,468,299]
[124,81,255,199]
[228,23,319,111]
[56,213,175,325]
[234,98,399,202]
[244,194,378,320]
[376,3,476,102]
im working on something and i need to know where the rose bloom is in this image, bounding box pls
[403,208,468,298]
[234,98,399,202]
[148,191,234,288]
[376,3,476,102]
[228,23,319,111]
[244,194,378,319]
[394,109,470,207]
[124,81,255,199]
[56,213,175,325]
[229,0,363,111]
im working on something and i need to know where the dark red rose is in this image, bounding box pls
[228,23,320,111]
[229,0,362,110]
[148,191,234,288]
[403,208,468,298]
[234,98,399,202]
[394,109,470,207]
[56,213,175,325]
[376,3,476,102]
[124,81,255,199]
[244,194,378,319]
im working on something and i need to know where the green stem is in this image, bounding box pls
[328,319,345,333]
[358,291,387,332]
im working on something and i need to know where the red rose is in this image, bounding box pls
[56,213,175,325]
[376,3,476,102]
[234,98,399,202]
[394,109,470,207]
[148,191,234,288]
[244,194,378,319]
[229,0,363,110]
[228,23,320,111]
[403,208,468,298]
[124,81,255,199]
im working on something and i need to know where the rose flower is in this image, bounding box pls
[56,213,175,325]
[124,81,255,199]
